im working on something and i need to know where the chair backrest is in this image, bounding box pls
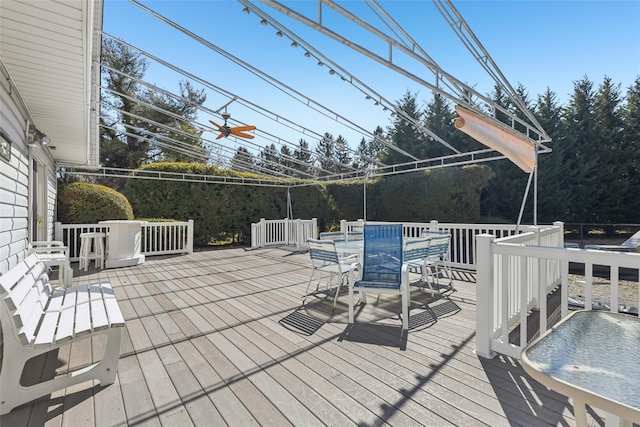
[360,224,403,287]
[319,231,344,242]
[403,237,431,263]
[307,239,340,265]
[427,233,451,259]
[622,230,640,248]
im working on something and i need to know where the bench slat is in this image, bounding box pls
[74,284,92,337]
[101,284,125,327]
[4,263,48,312]
[0,254,40,291]
[89,284,109,331]
[14,278,51,345]
[55,287,78,343]
[34,289,65,346]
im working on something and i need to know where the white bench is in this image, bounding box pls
[0,253,125,415]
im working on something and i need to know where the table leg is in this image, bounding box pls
[572,397,587,427]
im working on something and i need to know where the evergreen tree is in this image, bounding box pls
[334,135,352,174]
[279,145,295,174]
[422,93,457,158]
[141,81,206,163]
[623,77,640,220]
[230,146,254,172]
[100,39,206,169]
[383,90,424,166]
[562,76,599,222]
[535,88,569,223]
[353,126,385,170]
[592,77,626,221]
[293,139,313,177]
[315,132,337,174]
[258,143,280,174]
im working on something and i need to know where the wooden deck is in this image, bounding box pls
[2,246,599,426]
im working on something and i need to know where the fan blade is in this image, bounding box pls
[209,120,224,131]
[231,130,255,139]
[231,125,256,132]
[216,132,226,140]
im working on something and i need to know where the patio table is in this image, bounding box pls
[99,220,148,268]
[521,310,640,427]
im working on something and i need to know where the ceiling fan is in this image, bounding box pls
[206,112,256,140]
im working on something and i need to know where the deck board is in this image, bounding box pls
[1,246,602,426]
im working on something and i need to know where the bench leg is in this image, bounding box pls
[0,327,122,415]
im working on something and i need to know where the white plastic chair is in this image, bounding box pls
[305,239,358,307]
[584,230,640,252]
[27,240,73,288]
[403,237,435,295]
[423,232,454,291]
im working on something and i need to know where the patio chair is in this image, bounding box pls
[304,239,359,307]
[423,232,454,291]
[583,230,640,252]
[27,240,73,288]
[403,237,436,295]
[348,224,409,331]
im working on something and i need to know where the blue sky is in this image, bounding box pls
[103,0,640,155]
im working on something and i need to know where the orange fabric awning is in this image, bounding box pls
[454,105,536,173]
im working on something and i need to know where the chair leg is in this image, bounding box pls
[303,270,318,300]
[421,265,435,296]
[348,284,355,324]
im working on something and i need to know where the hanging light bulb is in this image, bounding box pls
[275,30,283,37]
[260,18,268,26]
[317,61,324,66]
[290,41,298,48]
[304,51,311,57]
[242,6,250,14]
[328,69,335,75]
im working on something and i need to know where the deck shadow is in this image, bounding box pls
[338,323,408,350]
[279,308,325,335]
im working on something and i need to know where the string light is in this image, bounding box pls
[275,31,283,37]
[290,41,298,48]
[328,69,335,75]
[242,6,250,14]
[304,51,311,57]
[260,19,268,26]
[317,61,324,66]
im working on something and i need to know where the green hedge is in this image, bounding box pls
[57,182,134,223]
[123,162,492,246]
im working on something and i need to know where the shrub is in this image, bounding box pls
[57,182,134,223]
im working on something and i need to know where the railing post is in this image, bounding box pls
[187,220,194,254]
[430,219,439,232]
[260,218,266,247]
[251,223,257,248]
[340,219,347,239]
[312,218,318,239]
[475,233,496,359]
[54,222,62,241]
[553,221,564,247]
[284,217,290,245]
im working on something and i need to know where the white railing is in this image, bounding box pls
[341,219,521,270]
[250,218,318,251]
[54,220,194,261]
[476,222,640,360]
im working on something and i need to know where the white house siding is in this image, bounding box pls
[0,64,57,275]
